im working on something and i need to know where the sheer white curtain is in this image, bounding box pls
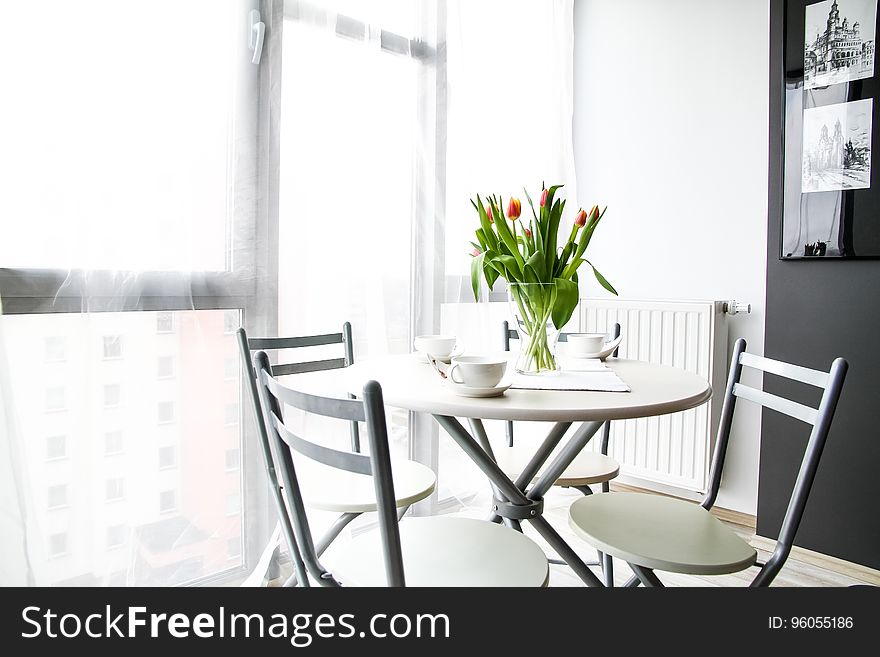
[0,0,274,586]
[0,0,578,586]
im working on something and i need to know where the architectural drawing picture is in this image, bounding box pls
[805,0,876,89]
[802,98,873,192]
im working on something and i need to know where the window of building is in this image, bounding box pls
[157,355,175,379]
[45,386,66,412]
[48,532,68,558]
[227,536,242,559]
[223,402,239,426]
[47,483,68,509]
[46,435,67,461]
[106,525,126,549]
[102,335,123,359]
[158,446,176,470]
[44,336,66,362]
[225,493,240,517]
[156,312,175,334]
[105,478,125,502]
[103,383,122,408]
[159,490,177,514]
[225,448,240,471]
[157,401,175,424]
[104,431,123,456]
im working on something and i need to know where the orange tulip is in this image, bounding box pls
[574,209,588,227]
[487,206,494,223]
[507,197,522,220]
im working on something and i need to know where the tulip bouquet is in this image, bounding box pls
[470,184,616,374]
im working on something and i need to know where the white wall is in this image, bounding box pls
[573,0,769,513]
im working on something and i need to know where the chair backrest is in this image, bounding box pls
[252,351,406,587]
[238,323,360,452]
[703,338,848,587]
[502,321,621,353]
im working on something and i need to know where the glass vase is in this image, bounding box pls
[508,282,559,375]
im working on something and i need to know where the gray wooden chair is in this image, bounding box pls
[568,338,848,587]
[500,320,621,584]
[237,325,435,585]
[253,350,550,586]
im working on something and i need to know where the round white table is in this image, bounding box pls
[311,354,711,587]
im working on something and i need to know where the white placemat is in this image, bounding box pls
[511,362,630,392]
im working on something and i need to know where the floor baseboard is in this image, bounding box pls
[749,535,880,586]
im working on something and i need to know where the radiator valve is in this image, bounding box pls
[724,300,751,316]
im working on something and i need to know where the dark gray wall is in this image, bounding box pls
[761,0,880,569]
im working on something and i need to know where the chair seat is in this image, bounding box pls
[495,444,620,487]
[568,492,757,575]
[330,517,549,587]
[299,459,436,513]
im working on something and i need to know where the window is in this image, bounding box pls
[105,478,125,502]
[103,384,122,408]
[225,493,240,516]
[48,532,68,558]
[223,357,238,380]
[104,431,123,456]
[102,336,123,360]
[47,484,68,509]
[44,336,66,362]
[223,310,239,335]
[45,386,66,412]
[46,435,67,461]
[225,448,240,471]
[159,490,177,514]
[157,355,175,379]
[156,312,175,333]
[157,401,175,424]
[106,525,126,549]
[227,536,242,559]
[223,403,239,426]
[158,446,176,470]
[0,0,263,586]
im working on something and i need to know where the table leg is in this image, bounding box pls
[528,421,604,500]
[468,418,518,530]
[529,515,605,587]
[433,414,607,587]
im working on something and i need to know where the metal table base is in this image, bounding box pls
[434,415,606,588]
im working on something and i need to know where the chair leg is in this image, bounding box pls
[623,574,641,588]
[284,512,360,587]
[629,564,664,587]
[506,420,514,447]
[601,551,614,587]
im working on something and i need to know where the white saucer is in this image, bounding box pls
[445,381,512,398]
[414,349,463,364]
[563,335,622,361]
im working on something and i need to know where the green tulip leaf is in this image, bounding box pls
[551,277,579,330]
[470,252,485,301]
[586,260,618,296]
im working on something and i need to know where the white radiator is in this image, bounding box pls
[579,298,729,495]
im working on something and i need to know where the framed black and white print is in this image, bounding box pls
[782,0,880,258]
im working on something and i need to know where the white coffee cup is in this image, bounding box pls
[414,334,458,358]
[566,333,606,357]
[447,356,507,388]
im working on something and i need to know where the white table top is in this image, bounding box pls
[324,354,712,423]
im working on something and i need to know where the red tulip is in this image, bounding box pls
[524,227,532,238]
[540,188,548,207]
[487,205,494,223]
[589,204,599,221]
[575,209,588,227]
[507,197,522,220]
[471,248,481,257]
